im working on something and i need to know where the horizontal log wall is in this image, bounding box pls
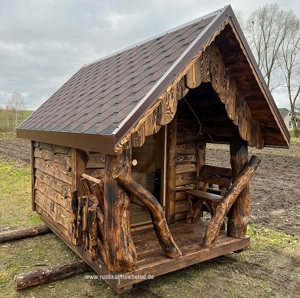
[85,152,106,181]
[174,118,198,222]
[33,142,76,243]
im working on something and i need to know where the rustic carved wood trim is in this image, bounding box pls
[115,19,265,153]
[115,20,229,154]
[209,43,264,149]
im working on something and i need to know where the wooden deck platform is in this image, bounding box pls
[40,214,250,293]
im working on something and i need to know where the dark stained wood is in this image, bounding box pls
[186,164,232,223]
[186,190,223,202]
[30,141,36,211]
[0,225,51,243]
[165,116,177,224]
[38,207,250,293]
[131,122,146,148]
[196,141,206,185]
[186,50,210,88]
[34,148,71,170]
[35,169,72,199]
[14,260,91,290]
[145,107,161,136]
[103,148,137,272]
[157,87,178,126]
[71,149,89,196]
[34,158,72,185]
[114,168,182,259]
[228,135,249,238]
[203,155,261,247]
[88,205,98,261]
[34,178,73,212]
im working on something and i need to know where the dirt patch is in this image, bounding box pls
[205,144,300,237]
[0,138,30,165]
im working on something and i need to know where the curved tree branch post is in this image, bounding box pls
[203,155,261,247]
[113,169,182,259]
[103,146,137,272]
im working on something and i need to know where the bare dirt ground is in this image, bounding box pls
[0,138,300,298]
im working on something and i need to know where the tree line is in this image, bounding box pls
[243,3,300,137]
[0,91,28,132]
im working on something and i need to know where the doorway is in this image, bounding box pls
[131,128,165,226]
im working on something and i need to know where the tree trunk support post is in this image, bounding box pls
[103,144,137,272]
[113,169,182,259]
[228,135,250,238]
[203,155,261,247]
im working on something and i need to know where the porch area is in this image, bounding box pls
[39,211,249,293]
[128,220,249,283]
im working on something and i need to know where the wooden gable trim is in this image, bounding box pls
[114,21,229,154]
[226,18,289,147]
[116,40,265,154]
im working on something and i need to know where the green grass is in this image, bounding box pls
[0,161,41,230]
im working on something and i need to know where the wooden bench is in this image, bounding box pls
[186,165,232,224]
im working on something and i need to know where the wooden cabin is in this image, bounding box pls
[17,6,290,293]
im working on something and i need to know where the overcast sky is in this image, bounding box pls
[1,0,300,110]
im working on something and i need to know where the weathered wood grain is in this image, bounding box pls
[166,116,177,224]
[114,169,182,259]
[0,225,51,243]
[103,149,137,272]
[203,155,260,247]
[227,135,249,239]
[14,260,91,290]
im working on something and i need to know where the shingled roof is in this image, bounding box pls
[17,5,290,154]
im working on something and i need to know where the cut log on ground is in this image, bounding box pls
[14,260,92,290]
[0,225,51,243]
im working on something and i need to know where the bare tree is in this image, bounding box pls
[244,4,295,92]
[280,16,300,137]
[7,91,25,128]
[244,4,300,137]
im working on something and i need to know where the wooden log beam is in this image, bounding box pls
[0,225,52,243]
[203,155,261,247]
[228,136,249,238]
[113,169,182,259]
[14,260,91,290]
[103,147,137,272]
[166,116,177,224]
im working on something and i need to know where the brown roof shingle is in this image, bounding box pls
[19,14,214,135]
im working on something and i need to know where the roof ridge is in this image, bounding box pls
[84,6,229,67]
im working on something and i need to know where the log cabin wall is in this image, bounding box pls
[32,142,77,243]
[174,116,199,222]
[85,152,106,181]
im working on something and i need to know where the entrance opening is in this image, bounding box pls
[131,129,164,226]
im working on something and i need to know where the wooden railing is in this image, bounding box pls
[113,169,182,259]
[203,155,261,247]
